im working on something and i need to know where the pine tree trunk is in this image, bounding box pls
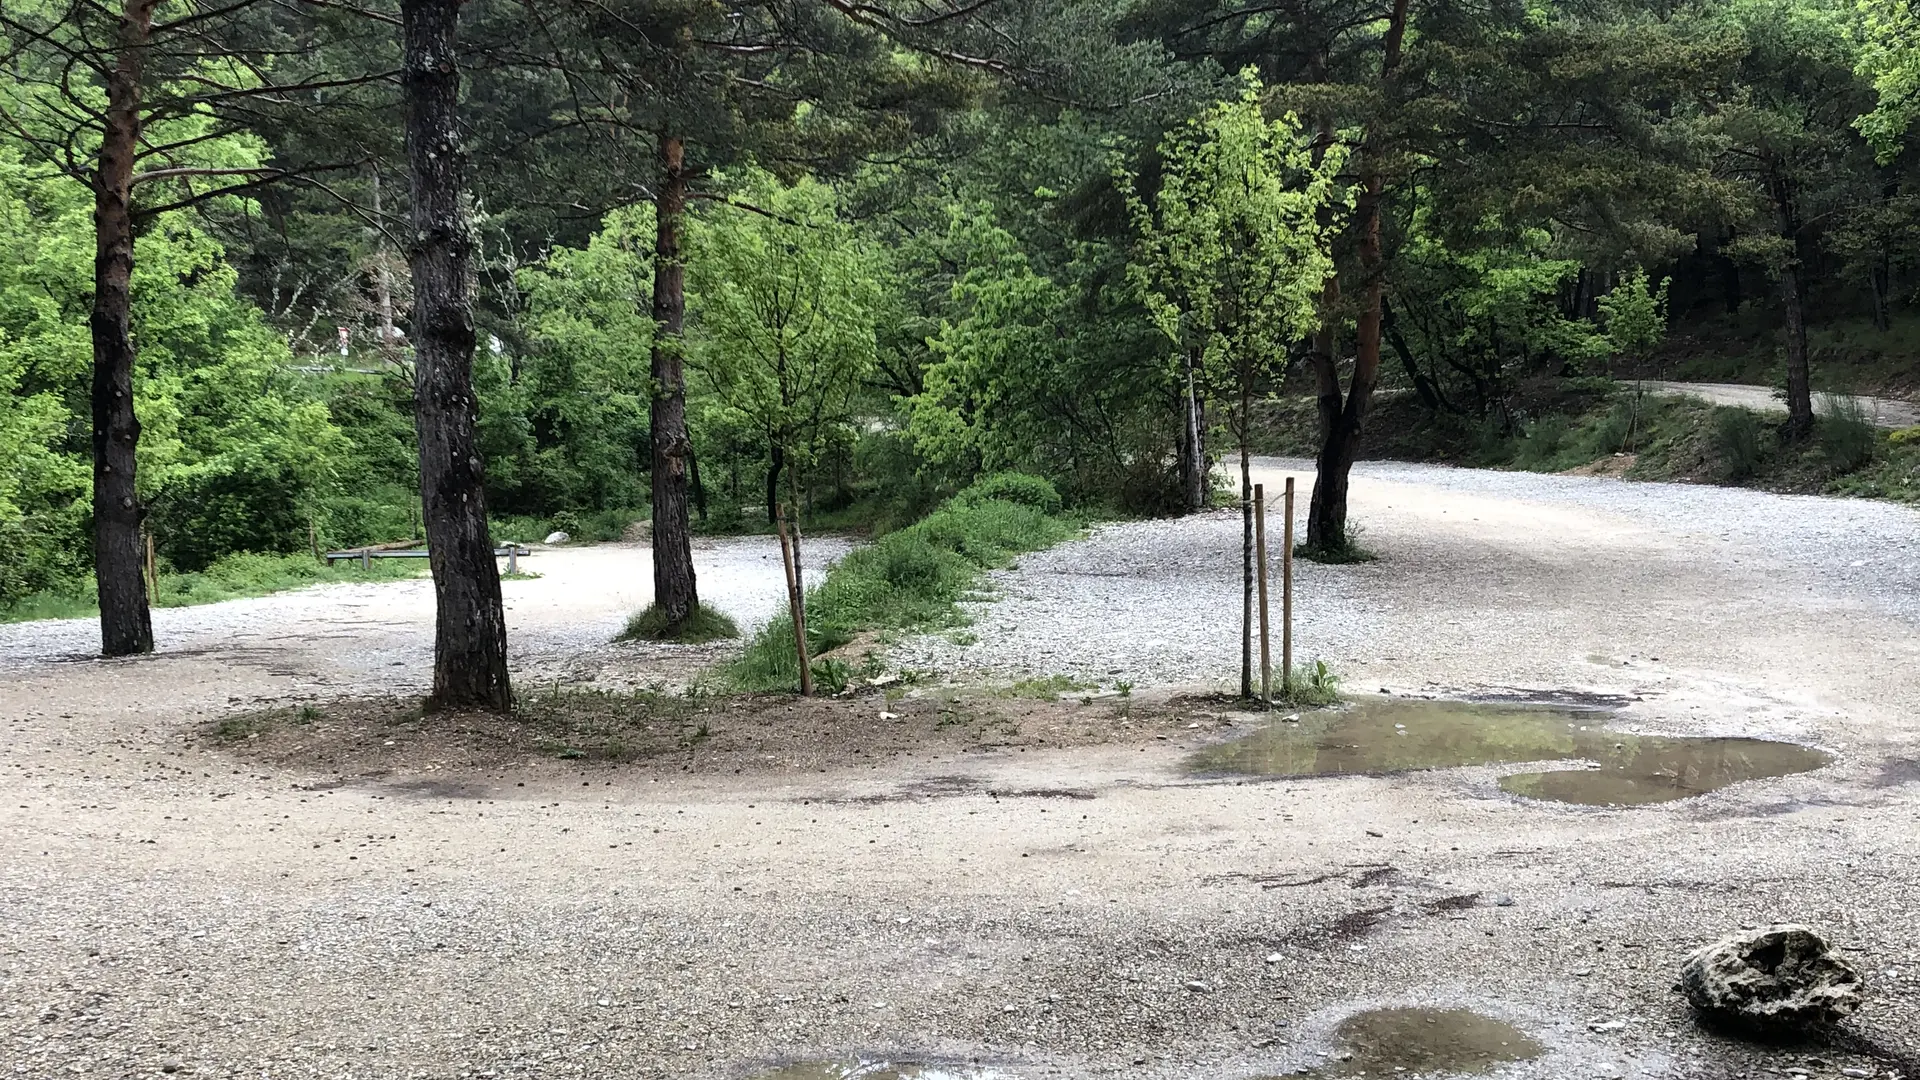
[1771,173,1814,441]
[402,0,511,712]
[91,0,160,658]
[1305,0,1403,553]
[649,134,700,631]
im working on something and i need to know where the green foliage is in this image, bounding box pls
[1597,271,1671,361]
[1122,73,1345,448]
[619,602,740,644]
[725,492,1077,692]
[952,471,1062,515]
[1710,406,1767,481]
[1815,394,1876,473]
[1276,660,1342,708]
[1856,0,1920,161]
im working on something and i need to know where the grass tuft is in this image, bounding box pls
[1272,660,1342,707]
[618,602,740,644]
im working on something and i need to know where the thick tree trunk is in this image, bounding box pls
[649,134,700,631]
[402,0,511,712]
[91,0,160,658]
[1770,174,1814,441]
[1305,0,1403,553]
[1178,354,1206,513]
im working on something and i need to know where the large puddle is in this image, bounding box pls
[1189,698,1831,805]
[1316,1007,1543,1076]
[752,1063,1000,1080]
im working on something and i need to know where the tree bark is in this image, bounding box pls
[1305,0,1404,553]
[1770,171,1814,441]
[765,442,784,526]
[649,134,700,631]
[1178,353,1207,513]
[1239,432,1253,700]
[402,0,511,712]
[91,0,161,658]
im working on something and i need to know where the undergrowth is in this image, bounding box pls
[724,473,1078,693]
[1,551,424,624]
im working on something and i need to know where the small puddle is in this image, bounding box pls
[1189,698,1831,805]
[752,1063,1000,1080]
[1319,1007,1543,1076]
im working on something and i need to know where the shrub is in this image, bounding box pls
[1709,407,1764,481]
[1816,395,1876,474]
[1275,660,1342,707]
[955,471,1062,515]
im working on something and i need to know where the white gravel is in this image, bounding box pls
[896,457,1920,699]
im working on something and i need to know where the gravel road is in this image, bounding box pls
[4,470,1918,1080]
[1639,381,1920,428]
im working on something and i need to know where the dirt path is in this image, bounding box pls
[1639,380,1920,428]
[4,475,1918,1080]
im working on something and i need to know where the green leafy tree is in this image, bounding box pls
[1122,77,1345,698]
[688,173,882,524]
[1856,0,1920,161]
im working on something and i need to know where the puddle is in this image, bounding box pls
[1189,698,1831,805]
[1319,1007,1543,1076]
[752,1063,1000,1080]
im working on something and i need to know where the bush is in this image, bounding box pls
[147,461,314,571]
[955,471,1062,515]
[1816,395,1876,474]
[1709,407,1764,481]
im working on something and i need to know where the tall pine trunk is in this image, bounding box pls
[402,0,511,712]
[91,0,160,658]
[1770,170,1814,441]
[649,134,700,630]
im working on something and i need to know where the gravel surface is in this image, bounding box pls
[1640,382,1920,428]
[5,472,1919,1080]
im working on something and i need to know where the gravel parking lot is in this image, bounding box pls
[4,467,1918,1080]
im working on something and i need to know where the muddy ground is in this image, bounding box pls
[2,463,1917,1080]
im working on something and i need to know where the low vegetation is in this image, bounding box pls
[723,473,1078,693]
[1,552,424,624]
[619,602,740,644]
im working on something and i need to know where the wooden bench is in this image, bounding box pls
[325,544,532,574]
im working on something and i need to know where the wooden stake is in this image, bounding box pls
[774,505,812,696]
[144,532,156,596]
[1255,483,1271,702]
[1283,476,1296,693]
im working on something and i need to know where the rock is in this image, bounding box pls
[1493,894,1516,907]
[1679,924,1864,1033]
[543,531,570,545]
[1184,980,1211,993]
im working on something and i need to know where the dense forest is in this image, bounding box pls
[2,1,1917,697]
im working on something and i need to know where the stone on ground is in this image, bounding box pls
[1679,924,1863,1033]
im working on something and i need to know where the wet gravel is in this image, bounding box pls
[894,458,1920,690]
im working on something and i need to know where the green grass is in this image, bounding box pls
[1,552,425,624]
[724,478,1078,693]
[1272,660,1342,707]
[618,602,741,644]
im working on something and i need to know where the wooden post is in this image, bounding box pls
[1283,476,1296,693]
[144,532,156,596]
[309,520,322,563]
[1255,484,1271,702]
[774,505,812,696]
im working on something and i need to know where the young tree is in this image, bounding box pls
[401,0,510,711]
[1123,78,1344,699]
[687,172,882,524]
